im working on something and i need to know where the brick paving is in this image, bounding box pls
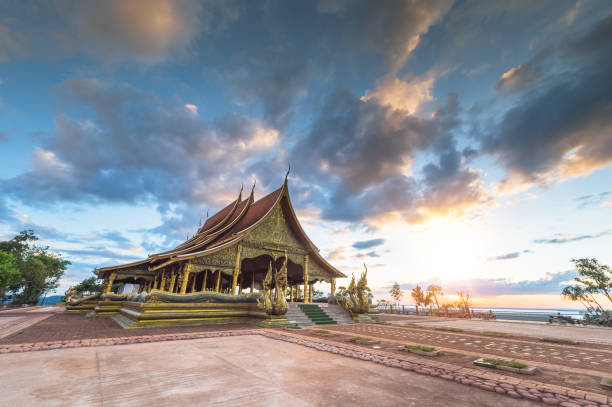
[1,313,611,406]
[328,323,612,374]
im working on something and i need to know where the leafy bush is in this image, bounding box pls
[405,344,436,352]
[482,359,527,369]
[435,327,463,332]
[540,337,578,345]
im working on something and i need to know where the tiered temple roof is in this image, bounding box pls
[98,178,345,279]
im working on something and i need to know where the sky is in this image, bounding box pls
[1,0,611,308]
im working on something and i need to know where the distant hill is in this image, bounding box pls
[39,295,63,305]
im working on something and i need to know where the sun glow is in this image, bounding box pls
[385,216,490,282]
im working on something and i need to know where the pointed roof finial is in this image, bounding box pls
[285,163,291,183]
[206,208,209,219]
[238,183,244,201]
[249,178,256,199]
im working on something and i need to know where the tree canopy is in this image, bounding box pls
[562,258,611,313]
[0,230,70,305]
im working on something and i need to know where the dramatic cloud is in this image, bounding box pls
[352,238,385,250]
[324,0,453,72]
[483,14,612,188]
[487,250,532,261]
[533,230,610,244]
[291,86,487,224]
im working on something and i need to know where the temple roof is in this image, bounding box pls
[98,177,345,279]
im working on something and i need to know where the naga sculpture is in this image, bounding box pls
[256,261,274,314]
[256,255,289,315]
[64,287,101,306]
[336,264,370,315]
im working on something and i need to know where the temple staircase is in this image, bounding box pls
[297,303,337,325]
[316,303,355,324]
[286,303,315,326]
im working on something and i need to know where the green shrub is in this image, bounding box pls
[540,337,578,345]
[285,324,301,329]
[314,329,331,334]
[482,358,528,369]
[350,336,372,342]
[482,331,509,337]
[405,344,436,352]
[435,327,463,332]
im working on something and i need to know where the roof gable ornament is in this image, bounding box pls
[284,163,291,184]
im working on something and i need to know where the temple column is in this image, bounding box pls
[239,273,243,294]
[169,272,177,293]
[160,272,167,292]
[330,278,336,297]
[215,270,221,292]
[303,255,309,304]
[289,286,293,302]
[106,272,116,294]
[231,244,242,295]
[308,283,313,303]
[153,275,158,290]
[201,270,208,292]
[190,272,197,293]
[180,264,191,294]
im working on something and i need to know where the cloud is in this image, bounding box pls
[495,60,545,93]
[483,14,612,189]
[388,270,577,297]
[352,238,385,250]
[362,72,435,115]
[0,131,7,142]
[576,191,611,208]
[534,230,610,244]
[291,86,487,225]
[488,252,520,261]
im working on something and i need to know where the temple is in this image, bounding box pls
[69,175,346,328]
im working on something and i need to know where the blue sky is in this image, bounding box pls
[1,0,611,307]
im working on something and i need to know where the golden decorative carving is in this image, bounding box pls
[336,264,370,314]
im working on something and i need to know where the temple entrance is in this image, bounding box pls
[240,254,304,298]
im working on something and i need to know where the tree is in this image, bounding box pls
[389,282,402,307]
[562,258,611,313]
[411,285,425,315]
[0,252,20,303]
[457,290,472,317]
[68,271,102,297]
[426,285,443,311]
[0,230,70,305]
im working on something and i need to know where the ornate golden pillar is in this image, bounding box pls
[215,270,221,292]
[181,264,191,294]
[303,255,309,304]
[202,270,208,292]
[106,272,116,294]
[169,272,177,293]
[330,278,336,297]
[153,275,158,290]
[308,283,313,302]
[160,272,167,292]
[231,244,242,295]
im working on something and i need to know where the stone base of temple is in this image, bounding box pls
[65,301,98,313]
[93,300,124,315]
[109,301,288,329]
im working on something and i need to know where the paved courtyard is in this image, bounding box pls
[0,335,539,407]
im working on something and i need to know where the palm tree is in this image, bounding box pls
[411,285,425,315]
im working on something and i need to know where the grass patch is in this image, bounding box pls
[314,329,331,334]
[349,336,373,342]
[482,358,528,369]
[285,324,302,329]
[435,327,463,332]
[405,344,436,352]
[540,337,579,345]
[608,378,612,385]
[482,331,510,337]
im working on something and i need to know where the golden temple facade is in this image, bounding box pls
[70,176,346,328]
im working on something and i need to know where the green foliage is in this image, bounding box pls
[482,331,510,337]
[0,252,20,301]
[405,344,436,352]
[562,258,612,314]
[540,337,578,345]
[68,271,102,297]
[411,285,425,314]
[482,359,528,369]
[0,230,70,305]
[389,282,402,305]
[434,327,463,332]
[349,336,373,342]
[314,329,331,334]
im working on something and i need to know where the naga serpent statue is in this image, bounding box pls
[256,255,289,315]
[336,264,370,315]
